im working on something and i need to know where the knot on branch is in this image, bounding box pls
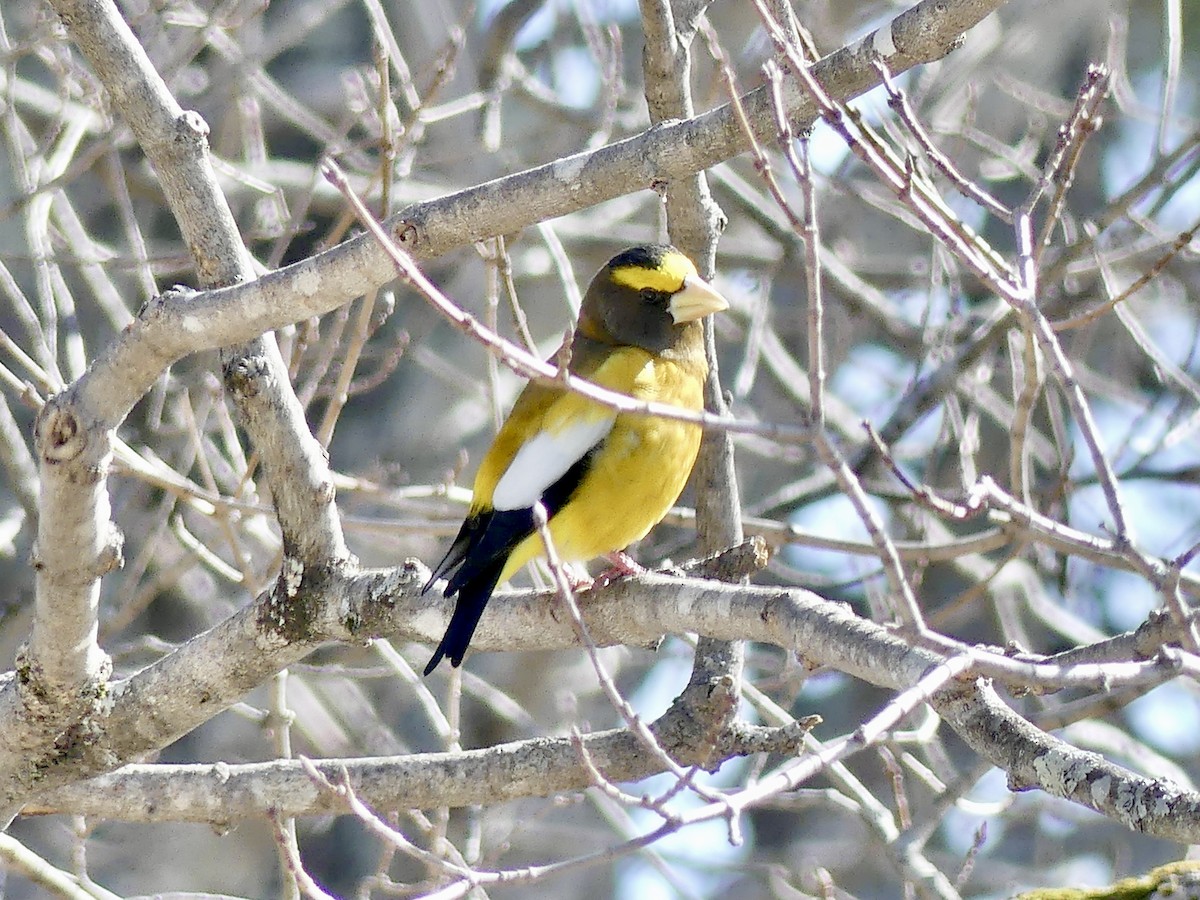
[658,670,742,770]
[258,562,319,646]
[259,559,355,646]
[222,354,272,399]
[35,400,89,469]
[14,641,113,723]
[173,110,210,146]
[392,218,420,246]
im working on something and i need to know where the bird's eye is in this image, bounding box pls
[639,287,660,304]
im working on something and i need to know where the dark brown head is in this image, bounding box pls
[575,244,728,357]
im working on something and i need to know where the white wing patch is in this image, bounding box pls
[492,414,615,511]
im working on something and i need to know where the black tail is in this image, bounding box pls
[422,448,599,675]
[423,556,507,675]
[423,507,531,675]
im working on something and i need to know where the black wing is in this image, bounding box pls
[422,445,600,674]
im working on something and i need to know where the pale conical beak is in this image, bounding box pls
[668,274,730,324]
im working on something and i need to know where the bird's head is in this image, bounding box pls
[576,244,729,356]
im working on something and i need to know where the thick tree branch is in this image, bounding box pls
[17,572,1198,844]
[28,719,812,823]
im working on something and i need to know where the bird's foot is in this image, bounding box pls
[592,551,646,590]
[562,563,593,591]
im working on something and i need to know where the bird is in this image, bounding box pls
[422,244,729,675]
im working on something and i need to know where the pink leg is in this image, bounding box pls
[563,562,593,591]
[593,551,645,589]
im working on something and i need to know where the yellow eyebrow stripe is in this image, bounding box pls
[609,251,697,293]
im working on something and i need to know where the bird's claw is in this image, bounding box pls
[563,563,593,591]
[592,551,646,590]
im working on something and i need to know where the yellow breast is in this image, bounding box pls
[499,352,705,581]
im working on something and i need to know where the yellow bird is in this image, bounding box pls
[423,244,729,674]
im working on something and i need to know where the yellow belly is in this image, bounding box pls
[498,360,704,582]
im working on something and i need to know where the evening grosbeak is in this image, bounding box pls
[423,244,728,674]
